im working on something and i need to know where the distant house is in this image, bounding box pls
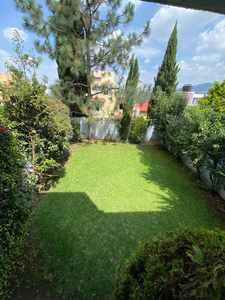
[0,73,12,84]
[0,73,13,103]
[136,102,149,119]
[91,71,118,118]
[186,92,205,106]
[181,84,205,106]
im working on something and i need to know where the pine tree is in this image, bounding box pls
[14,0,150,140]
[121,55,140,141]
[147,21,180,118]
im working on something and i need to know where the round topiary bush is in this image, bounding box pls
[114,227,225,300]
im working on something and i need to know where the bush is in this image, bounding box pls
[0,121,35,298]
[130,116,147,143]
[71,119,80,141]
[114,227,225,300]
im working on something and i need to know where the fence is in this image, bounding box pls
[72,117,157,140]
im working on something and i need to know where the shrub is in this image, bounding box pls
[0,121,35,298]
[71,119,80,141]
[114,227,225,300]
[131,116,147,143]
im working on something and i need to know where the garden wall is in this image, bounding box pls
[166,146,225,200]
[72,117,157,140]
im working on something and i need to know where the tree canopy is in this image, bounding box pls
[14,0,151,139]
[198,80,225,114]
[147,21,180,118]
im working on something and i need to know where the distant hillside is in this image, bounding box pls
[177,83,214,94]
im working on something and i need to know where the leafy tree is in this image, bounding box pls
[182,106,225,190]
[130,116,147,143]
[120,55,140,141]
[0,30,73,174]
[14,0,150,140]
[198,80,225,114]
[152,91,188,148]
[148,22,180,118]
[0,120,35,298]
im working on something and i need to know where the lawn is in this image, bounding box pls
[27,142,224,299]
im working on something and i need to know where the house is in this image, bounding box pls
[0,73,12,84]
[181,84,205,106]
[91,71,118,118]
[0,73,13,102]
[186,92,205,106]
[136,102,149,119]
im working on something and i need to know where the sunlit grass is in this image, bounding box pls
[31,142,224,299]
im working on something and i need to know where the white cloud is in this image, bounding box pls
[0,49,11,57]
[3,27,29,41]
[216,61,225,68]
[140,70,147,73]
[196,19,225,53]
[151,6,219,43]
[133,46,162,58]
[144,59,150,63]
[178,60,192,71]
[193,54,220,62]
[153,65,159,69]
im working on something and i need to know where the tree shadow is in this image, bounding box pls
[135,144,225,222]
[16,187,224,300]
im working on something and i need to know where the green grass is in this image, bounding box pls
[30,142,225,299]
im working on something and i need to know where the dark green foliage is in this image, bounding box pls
[152,91,188,147]
[121,56,140,141]
[71,119,80,141]
[1,31,73,174]
[0,122,35,299]
[130,116,147,143]
[148,22,180,118]
[114,226,225,300]
[181,107,225,190]
[1,77,73,173]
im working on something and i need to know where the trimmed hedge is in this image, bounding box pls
[114,227,225,300]
[0,121,35,298]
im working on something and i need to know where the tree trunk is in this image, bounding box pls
[88,121,93,141]
[86,20,93,141]
[30,135,35,174]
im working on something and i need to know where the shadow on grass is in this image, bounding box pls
[11,143,225,300]
[15,187,225,300]
[135,144,225,222]
[25,191,178,300]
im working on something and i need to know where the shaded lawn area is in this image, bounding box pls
[27,143,225,299]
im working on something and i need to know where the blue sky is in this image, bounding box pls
[0,0,225,89]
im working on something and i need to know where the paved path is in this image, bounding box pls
[140,140,161,145]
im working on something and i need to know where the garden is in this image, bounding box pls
[5,142,225,299]
[1,1,225,298]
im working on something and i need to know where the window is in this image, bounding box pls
[95,86,102,93]
[141,112,144,116]
[192,98,198,105]
[119,104,123,110]
[108,88,112,95]
[97,106,103,112]
[94,76,101,82]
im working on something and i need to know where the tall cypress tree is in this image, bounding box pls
[14,0,150,140]
[147,21,180,118]
[121,55,140,141]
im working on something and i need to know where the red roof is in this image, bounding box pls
[136,102,149,112]
[5,85,13,89]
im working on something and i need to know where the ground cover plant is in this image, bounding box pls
[18,143,225,299]
[114,226,225,299]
